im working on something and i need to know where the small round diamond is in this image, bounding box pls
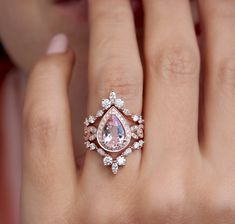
[132,115,139,122]
[84,126,97,141]
[115,99,124,109]
[84,141,90,149]
[88,115,95,124]
[102,99,111,109]
[89,143,96,150]
[131,125,138,131]
[84,118,89,126]
[103,156,113,166]
[123,147,132,156]
[116,156,126,166]
[139,140,144,147]
[96,110,104,117]
[123,108,131,116]
[131,133,139,139]
[109,91,116,103]
[133,142,140,150]
[138,116,144,124]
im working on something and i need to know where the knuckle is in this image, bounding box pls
[84,202,136,224]
[147,44,200,84]
[201,0,235,19]
[91,0,130,25]
[96,62,142,100]
[218,57,235,90]
[31,52,73,78]
[34,58,58,75]
[23,102,58,148]
[80,190,138,224]
[104,210,137,224]
[145,185,188,223]
[207,186,235,222]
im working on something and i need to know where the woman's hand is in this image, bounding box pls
[21,0,235,223]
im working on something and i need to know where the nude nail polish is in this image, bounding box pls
[47,33,68,54]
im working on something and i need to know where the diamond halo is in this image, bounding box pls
[84,91,144,174]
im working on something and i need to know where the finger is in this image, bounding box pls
[198,1,235,162]
[82,0,143,180]
[22,34,77,221]
[143,0,200,166]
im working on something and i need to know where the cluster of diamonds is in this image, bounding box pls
[84,91,144,174]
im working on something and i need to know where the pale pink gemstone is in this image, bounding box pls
[102,114,126,151]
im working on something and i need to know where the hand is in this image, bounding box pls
[21,0,235,223]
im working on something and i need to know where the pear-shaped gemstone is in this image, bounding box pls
[102,114,125,149]
[97,107,131,152]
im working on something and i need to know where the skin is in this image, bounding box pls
[1,0,235,223]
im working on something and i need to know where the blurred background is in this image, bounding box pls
[0,42,21,224]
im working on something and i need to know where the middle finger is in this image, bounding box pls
[143,0,200,170]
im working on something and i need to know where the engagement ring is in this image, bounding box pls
[84,91,144,174]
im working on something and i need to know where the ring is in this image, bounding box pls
[84,91,144,174]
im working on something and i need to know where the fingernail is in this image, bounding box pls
[47,33,68,54]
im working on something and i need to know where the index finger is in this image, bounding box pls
[22,34,77,221]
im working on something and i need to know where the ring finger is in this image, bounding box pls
[82,0,143,181]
